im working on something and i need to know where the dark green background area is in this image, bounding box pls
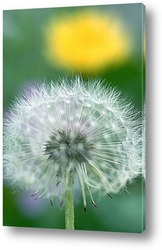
[3,3,145,232]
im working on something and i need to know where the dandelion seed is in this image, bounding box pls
[3,77,143,229]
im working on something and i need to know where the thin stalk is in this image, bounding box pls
[65,175,75,230]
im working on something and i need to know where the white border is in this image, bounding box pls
[1,1,162,250]
[0,0,153,10]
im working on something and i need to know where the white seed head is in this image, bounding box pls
[3,77,143,207]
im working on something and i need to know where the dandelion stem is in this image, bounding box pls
[65,175,75,230]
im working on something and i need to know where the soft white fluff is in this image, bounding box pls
[3,77,143,207]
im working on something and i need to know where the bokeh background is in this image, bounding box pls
[3,3,145,233]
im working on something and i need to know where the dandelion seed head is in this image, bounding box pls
[3,77,143,206]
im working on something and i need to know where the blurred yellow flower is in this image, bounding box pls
[44,11,131,73]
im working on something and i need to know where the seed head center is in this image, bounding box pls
[44,130,94,164]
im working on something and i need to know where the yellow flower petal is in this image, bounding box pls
[44,11,131,73]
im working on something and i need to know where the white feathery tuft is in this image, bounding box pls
[3,77,144,207]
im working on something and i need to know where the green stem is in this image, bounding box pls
[65,176,75,230]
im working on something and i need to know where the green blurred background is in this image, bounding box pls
[3,3,145,232]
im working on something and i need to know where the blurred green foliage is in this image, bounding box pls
[3,3,145,232]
